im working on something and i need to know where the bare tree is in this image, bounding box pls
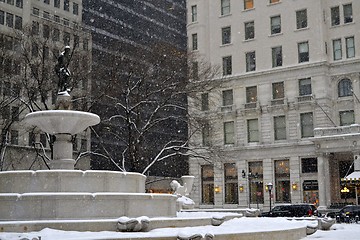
[90,43,222,176]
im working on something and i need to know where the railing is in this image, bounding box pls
[314,124,360,137]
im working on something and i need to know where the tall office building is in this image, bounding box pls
[0,0,91,170]
[82,0,189,177]
[187,0,360,209]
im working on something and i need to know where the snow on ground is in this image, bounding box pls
[0,212,360,240]
[303,223,360,239]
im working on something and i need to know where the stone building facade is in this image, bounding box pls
[187,0,360,209]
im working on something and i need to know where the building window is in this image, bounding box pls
[248,161,264,204]
[192,61,199,80]
[224,163,238,204]
[53,28,60,41]
[64,0,69,11]
[40,133,47,147]
[191,5,197,22]
[54,0,60,8]
[247,119,259,143]
[6,0,14,5]
[33,7,39,16]
[303,180,319,205]
[338,78,352,97]
[299,78,312,96]
[300,112,314,138]
[331,6,340,26]
[302,158,318,173]
[31,42,38,57]
[274,115,286,140]
[271,15,281,34]
[221,0,230,16]
[14,16,22,30]
[333,39,342,61]
[6,13,13,28]
[275,160,290,203]
[339,110,354,126]
[222,89,233,106]
[15,0,22,8]
[246,51,256,72]
[201,165,214,204]
[222,56,232,76]
[63,32,70,45]
[54,15,60,23]
[73,3,79,15]
[43,11,50,19]
[346,37,355,58]
[244,0,253,10]
[244,21,254,40]
[298,41,309,63]
[43,24,50,39]
[10,130,18,145]
[272,82,284,100]
[343,4,353,24]
[224,121,235,144]
[63,18,69,26]
[202,121,210,146]
[221,26,231,45]
[246,86,257,103]
[192,33,198,50]
[201,93,209,111]
[0,10,4,25]
[296,9,307,29]
[270,0,280,3]
[28,132,36,146]
[32,21,39,35]
[272,46,282,67]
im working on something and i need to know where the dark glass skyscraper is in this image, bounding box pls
[82,0,188,177]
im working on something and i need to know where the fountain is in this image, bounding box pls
[0,47,177,224]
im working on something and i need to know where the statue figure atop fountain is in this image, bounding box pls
[55,46,72,93]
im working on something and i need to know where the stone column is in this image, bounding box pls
[317,153,331,208]
[263,158,273,211]
[51,134,75,169]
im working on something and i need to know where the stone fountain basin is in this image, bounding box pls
[0,170,178,220]
[0,170,146,193]
[24,110,100,135]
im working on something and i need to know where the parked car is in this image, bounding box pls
[261,204,318,217]
[326,205,360,223]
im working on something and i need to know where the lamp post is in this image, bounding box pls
[267,182,273,211]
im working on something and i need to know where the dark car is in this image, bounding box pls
[261,204,318,217]
[326,205,360,223]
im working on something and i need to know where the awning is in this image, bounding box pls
[341,171,360,184]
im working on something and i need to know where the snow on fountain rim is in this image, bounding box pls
[24,110,100,135]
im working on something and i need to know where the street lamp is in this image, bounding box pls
[267,182,273,211]
[341,186,350,203]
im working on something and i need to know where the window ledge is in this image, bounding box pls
[269,32,283,37]
[243,38,255,43]
[294,27,309,32]
[330,21,355,29]
[242,8,255,13]
[267,2,282,7]
[219,13,232,18]
[220,43,233,48]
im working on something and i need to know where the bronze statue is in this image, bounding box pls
[55,46,71,92]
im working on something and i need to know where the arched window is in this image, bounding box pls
[338,78,352,97]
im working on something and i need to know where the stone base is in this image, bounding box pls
[0,193,177,220]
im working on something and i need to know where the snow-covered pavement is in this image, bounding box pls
[1,214,360,240]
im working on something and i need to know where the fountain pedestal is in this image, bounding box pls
[52,134,74,169]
